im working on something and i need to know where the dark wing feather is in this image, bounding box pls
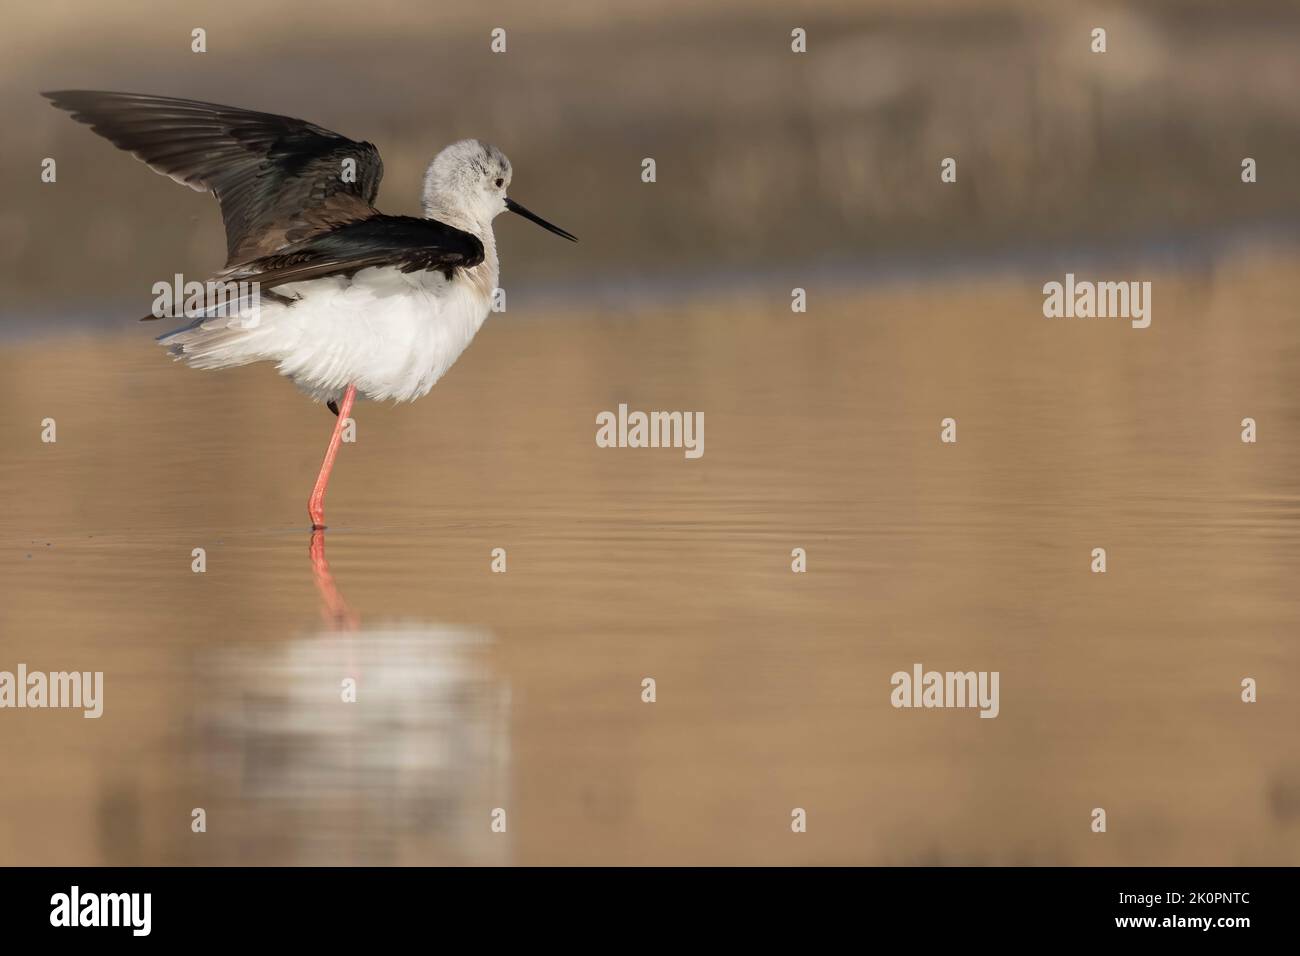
[223,215,484,292]
[43,90,383,265]
[138,216,484,321]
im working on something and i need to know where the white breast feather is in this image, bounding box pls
[158,262,496,405]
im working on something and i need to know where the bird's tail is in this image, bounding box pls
[156,303,286,371]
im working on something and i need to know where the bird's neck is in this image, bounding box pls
[453,219,497,302]
[422,192,485,233]
[423,202,497,272]
[478,226,499,288]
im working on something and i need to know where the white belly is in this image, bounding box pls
[158,265,494,404]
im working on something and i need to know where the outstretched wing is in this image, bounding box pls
[43,90,384,265]
[220,214,485,292]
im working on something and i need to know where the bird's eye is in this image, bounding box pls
[495,177,504,188]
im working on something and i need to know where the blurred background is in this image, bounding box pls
[5,0,1300,319]
[1,0,1298,865]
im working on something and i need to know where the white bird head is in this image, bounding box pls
[422,139,576,242]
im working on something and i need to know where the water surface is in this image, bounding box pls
[2,248,1298,864]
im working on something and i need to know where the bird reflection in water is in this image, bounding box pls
[187,530,510,865]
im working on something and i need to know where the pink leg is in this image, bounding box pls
[308,385,357,530]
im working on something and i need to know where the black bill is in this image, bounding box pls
[506,198,578,241]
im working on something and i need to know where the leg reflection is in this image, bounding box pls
[309,529,359,630]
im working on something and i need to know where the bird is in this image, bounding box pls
[44,90,577,529]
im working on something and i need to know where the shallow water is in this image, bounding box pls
[2,248,1299,865]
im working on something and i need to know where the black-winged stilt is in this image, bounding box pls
[45,90,577,529]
